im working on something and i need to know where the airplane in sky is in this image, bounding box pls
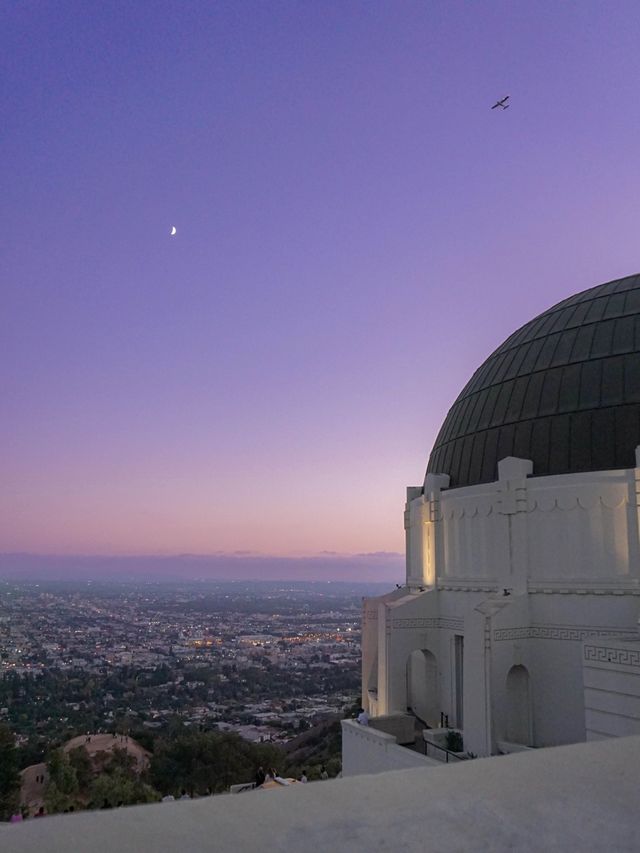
[491,95,510,110]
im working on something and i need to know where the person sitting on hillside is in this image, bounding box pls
[271,768,290,785]
[255,766,266,787]
[320,765,329,780]
[300,770,308,783]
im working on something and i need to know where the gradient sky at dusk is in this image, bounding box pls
[3,1,640,570]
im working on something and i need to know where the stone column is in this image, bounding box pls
[466,597,512,756]
[405,486,424,588]
[405,474,450,589]
[422,473,450,588]
[361,600,379,715]
[376,600,390,716]
[497,457,533,595]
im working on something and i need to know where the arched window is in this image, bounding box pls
[506,664,532,745]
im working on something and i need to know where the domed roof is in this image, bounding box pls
[427,273,640,488]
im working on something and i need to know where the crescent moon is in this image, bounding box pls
[170,226,177,236]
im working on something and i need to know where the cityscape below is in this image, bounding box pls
[0,579,378,745]
[0,578,381,815]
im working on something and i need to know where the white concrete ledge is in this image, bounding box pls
[4,736,640,852]
[341,719,439,775]
[369,713,416,744]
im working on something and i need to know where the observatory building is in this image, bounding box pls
[356,273,640,766]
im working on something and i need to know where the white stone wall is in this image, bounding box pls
[525,472,637,582]
[583,636,640,739]
[427,465,640,589]
[341,719,438,776]
[440,483,507,581]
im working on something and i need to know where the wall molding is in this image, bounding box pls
[583,644,640,667]
[494,624,639,642]
[433,581,640,595]
[437,581,498,592]
[391,616,463,632]
[528,579,640,595]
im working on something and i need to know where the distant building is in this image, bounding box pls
[359,273,640,764]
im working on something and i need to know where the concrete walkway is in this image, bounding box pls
[4,735,640,852]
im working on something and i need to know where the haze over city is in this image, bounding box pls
[4,1,640,580]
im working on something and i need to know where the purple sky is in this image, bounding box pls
[3,2,640,577]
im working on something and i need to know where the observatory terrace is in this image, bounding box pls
[427,272,640,487]
[3,735,640,852]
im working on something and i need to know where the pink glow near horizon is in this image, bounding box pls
[3,2,640,564]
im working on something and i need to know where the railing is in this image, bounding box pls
[421,739,469,763]
[229,782,257,794]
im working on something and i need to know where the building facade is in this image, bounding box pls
[362,273,640,758]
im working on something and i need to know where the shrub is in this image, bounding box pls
[445,730,463,752]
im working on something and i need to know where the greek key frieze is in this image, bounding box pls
[390,618,437,629]
[583,645,640,667]
[391,617,463,631]
[493,627,531,641]
[438,618,464,631]
[494,625,638,642]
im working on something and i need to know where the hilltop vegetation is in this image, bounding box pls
[5,715,348,819]
[0,723,20,820]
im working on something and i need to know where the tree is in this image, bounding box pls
[89,769,158,809]
[44,781,71,815]
[150,730,283,796]
[0,723,20,821]
[67,746,93,789]
[44,748,78,814]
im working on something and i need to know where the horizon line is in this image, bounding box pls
[0,549,404,561]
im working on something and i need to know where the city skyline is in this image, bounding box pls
[4,2,640,570]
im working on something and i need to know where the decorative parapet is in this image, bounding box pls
[526,493,628,511]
